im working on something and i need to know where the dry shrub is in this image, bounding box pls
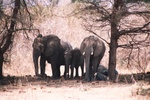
[117,47,150,74]
[131,82,150,96]
[3,3,150,77]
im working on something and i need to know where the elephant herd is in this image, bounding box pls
[32,34,108,82]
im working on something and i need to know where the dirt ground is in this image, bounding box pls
[0,76,149,100]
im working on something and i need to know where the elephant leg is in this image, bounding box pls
[91,57,99,81]
[75,66,79,78]
[70,66,74,79]
[56,64,60,78]
[64,66,66,78]
[64,63,70,79]
[51,53,60,79]
[81,66,84,78]
[52,63,60,79]
[40,55,46,77]
[51,61,59,79]
[89,64,93,81]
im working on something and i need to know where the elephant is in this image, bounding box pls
[59,40,73,79]
[32,34,72,79]
[80,35,106,81]
[32,34,61,78]
[64,48,84,79]
[96,64,118,81]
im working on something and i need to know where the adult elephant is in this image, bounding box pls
[64,48,84,79]
[80,35,106,81]
[32,34,72,79]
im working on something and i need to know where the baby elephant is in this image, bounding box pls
[96,64,118,81]
[64,48,84,79]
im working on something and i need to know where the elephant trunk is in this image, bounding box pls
[65,57,71,79]
[85,53,91,81]
[33,49,40,76]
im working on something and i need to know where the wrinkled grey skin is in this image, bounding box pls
[64,48,84,79]
[80,36,106,82]
[96,65,108,81]
[61,40,72,51]
[96,64,118,81]
[32,34,72,79]
[32,34,61,79]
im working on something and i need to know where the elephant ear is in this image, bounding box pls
[44,47,53,56]
[43,36,60,56]
[93,39,103,57]
[44,39,53,56]
[80,41,85,55]
[32,35,44,52]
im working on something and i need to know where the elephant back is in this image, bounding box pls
[44,35,61,46]
[60,40,73,51]
[43,35,61,56]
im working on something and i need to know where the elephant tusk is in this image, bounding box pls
[91,52,93,55]
[82,52,85,55]
[94,73,97,76]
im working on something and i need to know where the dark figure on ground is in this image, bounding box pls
[96,64,118,81]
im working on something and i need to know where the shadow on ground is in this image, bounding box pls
[0,72,149,87]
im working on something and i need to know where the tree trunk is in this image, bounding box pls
[0,0,20,79]
[108,0,121,81]
[0,48,3,79]
[108,22,118,81]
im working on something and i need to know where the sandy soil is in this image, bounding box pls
[0,78,149,100]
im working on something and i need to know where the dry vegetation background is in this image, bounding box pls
[0,2,150,100]
[3,2,150,76]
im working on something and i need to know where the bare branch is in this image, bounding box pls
[1,0,20,53]
[83,1,111,22]
[14,28,40,33]
[84,27,109,45]
[128,11,150,15]
[22,0,33,28]
[119,21,150,35]
[118,40,150,49]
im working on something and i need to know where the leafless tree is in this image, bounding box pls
[0,0,35,79]
[78,0,150,81]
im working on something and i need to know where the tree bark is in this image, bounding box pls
[0,0,20,79]
[0,48,3,79]
[108,0,121,81]
[108,22,118,81]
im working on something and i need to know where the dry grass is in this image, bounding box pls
[1,3,150,100]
